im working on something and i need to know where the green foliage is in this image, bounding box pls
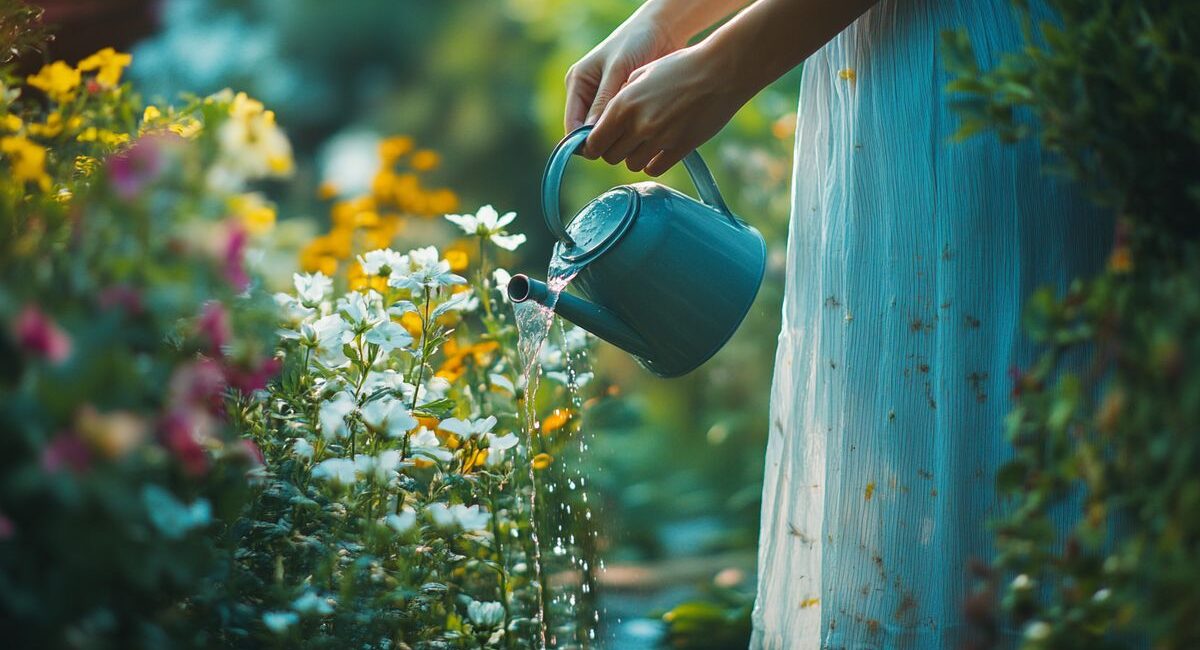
[0,50,282,647]
[944,2,1200,648]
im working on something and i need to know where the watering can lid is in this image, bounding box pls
[556,186,638,264]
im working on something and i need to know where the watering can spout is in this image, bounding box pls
[507,274,653,360]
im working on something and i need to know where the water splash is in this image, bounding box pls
[512,256,605,648]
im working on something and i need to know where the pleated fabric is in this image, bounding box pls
[751,2,1111,648]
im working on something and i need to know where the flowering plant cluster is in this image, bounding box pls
[0,46,289,646]
[222,173,600,646]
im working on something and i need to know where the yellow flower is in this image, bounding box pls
[444,249,469,272]
[27,61,81,104]
[229,193,277,235]
[1108,245,1132,273]
[409,149,440,171]
[74,155,99,178]
[379,135,414,166]
[77,405,147,459]
[541,409,573,434]
[77,127,130,147]
[532,453,553,471]
[1,135,51,190]
[2,114,22,132]
[167,116,202,139]
[77,48,133,88]
[142,105,162,123]
[317,180,339,200]
[838,68,857,82]
[29,114,61,138]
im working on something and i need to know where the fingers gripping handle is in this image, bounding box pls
[541,125,737,247]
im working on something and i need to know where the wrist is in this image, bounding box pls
[691,35,764,104]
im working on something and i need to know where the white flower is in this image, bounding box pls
[384,509,418,535]
[312,457,357,485]
[467,600,505,628]
[209,91,293,190]
[294,272,332,305]
[318,392,356,440]
[360,396,417,438]
[338,290,386,329]
[1024,621,1052,641]
[365,320,412,353]
[410,427,453,463]
[354,451,406,483]
[427,503,491,531]
[312,314,352,367]
[492,268,513,303]
[546,370,592,388]
[390,246,466,291]
[484,432,519,467]
[263,611,298,633]
[275,292,315,323]
[292,591,335,616]
[489,373,515,393]
[291,438,314,461]
[562,326,590,353]
[432,289,478,317]
[364,369,407,393]
[357,248,407,278]
[438,415,498,440]
[400,377,451,406]
[445,205,526,251]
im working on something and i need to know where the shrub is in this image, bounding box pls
[944,2,1200,648]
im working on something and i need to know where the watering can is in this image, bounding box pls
[507,125,766,378]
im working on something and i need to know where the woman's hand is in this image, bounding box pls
[563,14,683,134]
[582,43,750,176]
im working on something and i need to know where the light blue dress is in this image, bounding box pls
[752,2,1110,648]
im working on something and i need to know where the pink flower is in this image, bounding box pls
[97,284,143,314]
[0,510,13,540]
[107,133,171,201]
[198,301,231,354]
[169,357,227,414]
[41,433,92,474]
[160,411,209,477]
[13,305,72,364]
[223,225,250,292]
[225,356,281,395]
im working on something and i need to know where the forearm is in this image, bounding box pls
[697,0,877,100]
[635,0,752,47]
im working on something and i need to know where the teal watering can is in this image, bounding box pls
[507,125,766,378]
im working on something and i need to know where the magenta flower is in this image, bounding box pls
[169,357,227,415]
[198,301,231,354]
[160,411,210,478]
[97,284,143,314]
[107,133,172,201]
[226,355,281,395]
[41,433,92,474]
[13,305,72,364]
[223,224,250,292]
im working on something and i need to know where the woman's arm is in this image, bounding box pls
[582,0,877,175]
[564,0,750,132]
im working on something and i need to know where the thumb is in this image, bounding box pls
[584,69,628,126]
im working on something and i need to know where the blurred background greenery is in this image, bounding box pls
[47,0,800,644]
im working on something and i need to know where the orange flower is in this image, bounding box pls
[410,149,440,171]
[445,249,469,272]
[379,135,414,166]
[541,409,573,434]
[400,311,423,338]
[1108,245,1132,273]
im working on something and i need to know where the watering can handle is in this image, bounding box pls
[542,124,737,248]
